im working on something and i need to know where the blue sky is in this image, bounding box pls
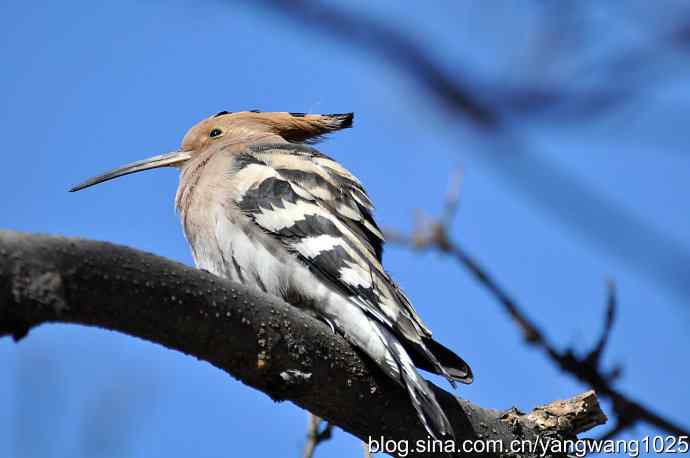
[1,1,689,457]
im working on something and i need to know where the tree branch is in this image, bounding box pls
[385,182,689,440]
[303,414,333,458]
[0,230,605,457]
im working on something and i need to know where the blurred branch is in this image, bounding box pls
[252,0,690,119]
[250,0,498,127]
[385,180,689,440]
[248,0,690,304]
[303,414,333,458]
[0,230,606,458]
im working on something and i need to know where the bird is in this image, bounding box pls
[70,110,473,440]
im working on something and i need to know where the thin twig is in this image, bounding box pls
[584,281,616,370]
[362,441,372,458]
[303,413,333,458]
[441,168,464,229]
[385,188,689,440]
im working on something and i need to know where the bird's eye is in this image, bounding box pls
[209,128,223,138]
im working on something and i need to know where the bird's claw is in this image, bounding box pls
[322,317,336,334]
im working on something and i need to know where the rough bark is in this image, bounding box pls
[0,230,606,457]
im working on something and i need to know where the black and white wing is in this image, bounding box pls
[233,143,471,384]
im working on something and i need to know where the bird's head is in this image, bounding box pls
[69,110,353,192]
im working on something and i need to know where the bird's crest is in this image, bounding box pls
[212,111,353,144]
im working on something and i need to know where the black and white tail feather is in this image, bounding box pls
[376,322,455,438]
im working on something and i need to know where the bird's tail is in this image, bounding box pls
[407,337,473,385]
[375,322,454,441]
[324,297,454,440]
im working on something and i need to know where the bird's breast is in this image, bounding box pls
[175,167,290,296]
[174,151,343,318]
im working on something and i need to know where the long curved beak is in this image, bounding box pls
[69,150,192,192]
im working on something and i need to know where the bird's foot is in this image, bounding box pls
[320,316,337,334]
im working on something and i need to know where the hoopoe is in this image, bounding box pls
[71,110,473,439]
